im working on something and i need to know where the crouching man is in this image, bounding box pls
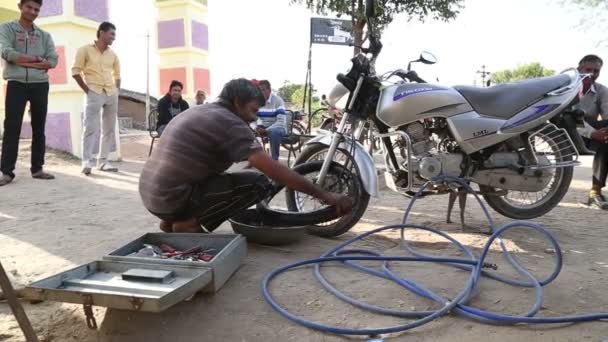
[139,78,352,233]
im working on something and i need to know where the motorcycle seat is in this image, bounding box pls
[454,74,571,119]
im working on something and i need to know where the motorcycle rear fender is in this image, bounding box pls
[303,135,379,197]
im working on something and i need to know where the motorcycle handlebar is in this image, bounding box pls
[394,70,427,84]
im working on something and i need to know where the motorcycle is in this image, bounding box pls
[285,0,587,237]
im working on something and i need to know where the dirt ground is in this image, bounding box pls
[0,133,607,341]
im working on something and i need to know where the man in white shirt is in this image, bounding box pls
[194,90,206,106]
[577,54,608,209]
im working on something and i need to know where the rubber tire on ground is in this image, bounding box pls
[480,166,573,219]
[286,143,370,237]
[257,161,352,227]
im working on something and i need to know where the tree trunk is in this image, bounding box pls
[351,0,366,56]
[352,22,363,56]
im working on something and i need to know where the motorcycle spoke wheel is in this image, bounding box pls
[294,169,355,227]
[492,132,565,210]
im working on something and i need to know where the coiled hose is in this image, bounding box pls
[261,176,608,338]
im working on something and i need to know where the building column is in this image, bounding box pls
[156,0,210,102]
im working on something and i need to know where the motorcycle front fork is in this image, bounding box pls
[317,76,364,187]
[317,112,351,186]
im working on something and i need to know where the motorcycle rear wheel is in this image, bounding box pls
[480,165,572,219]
[480,128,575,219]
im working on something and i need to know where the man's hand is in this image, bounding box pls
[12,55,42,64]
[249,150,354,216]
[256,127,267,137]
[15,59,52,70]
[72,74,90,94]
[319,192,354,216]
[591,128,608,144]
[37,59,53,69]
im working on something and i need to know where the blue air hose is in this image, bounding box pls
[261,176,608,337]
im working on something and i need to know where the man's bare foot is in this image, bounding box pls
[159,220,173,233]
[172,217,204,233]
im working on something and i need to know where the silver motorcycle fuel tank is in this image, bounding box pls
[376,83,472,127]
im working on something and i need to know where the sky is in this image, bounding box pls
[109,0,608,101]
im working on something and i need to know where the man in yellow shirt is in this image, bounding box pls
[72,22,121,175]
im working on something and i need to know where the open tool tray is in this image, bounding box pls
[22,234,247,329]
[104,233,247,293]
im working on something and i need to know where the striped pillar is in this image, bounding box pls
[156,0,210,102]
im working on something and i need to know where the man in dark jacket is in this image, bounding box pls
[156,80,189,135]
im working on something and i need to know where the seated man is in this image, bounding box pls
[255,80,287,160]
[156,80,189,135]
[139,78,352,233]
[577,54,608,209]
[194,89,207,106]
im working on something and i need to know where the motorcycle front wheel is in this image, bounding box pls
[286,143,370,237]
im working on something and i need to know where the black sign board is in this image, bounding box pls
[310,18,353,46]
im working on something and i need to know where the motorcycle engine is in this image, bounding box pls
[400,121,464,182]
[402,121,434,156]
[418,154,463,180]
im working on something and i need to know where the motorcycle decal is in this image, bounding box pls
[393,87,446,101]
[501,104,561,131]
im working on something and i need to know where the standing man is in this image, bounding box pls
[577,54,608,210]
[72,22,121,175]
[255,80,287,161]
[0,0,58,186]
[156,80,189,136]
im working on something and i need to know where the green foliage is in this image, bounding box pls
[277,81,325,126]
[491,62,556,84]
[566,0,608,8]
[291,0,464,53]
[278,81,321,111]
[292,0,463,27]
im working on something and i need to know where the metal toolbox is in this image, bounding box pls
[103,233,247,293]
[23,233,247,329]
[23,261,213,312]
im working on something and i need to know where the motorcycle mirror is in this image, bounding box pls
[419,51,437,65]
[322,94,327,101]
[365,0,376,18]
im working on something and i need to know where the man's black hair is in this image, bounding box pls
[579,54,603,67]
[169,80,183,91]
[258,80,271,89]
[21,0,42,5]
[97,22,116,39]
[219,78,265,107]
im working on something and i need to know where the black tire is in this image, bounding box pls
[257,161,351,226]
[480,166,573,219]
[286,143,370,237]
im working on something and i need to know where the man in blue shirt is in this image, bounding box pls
[255,80,287,160]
